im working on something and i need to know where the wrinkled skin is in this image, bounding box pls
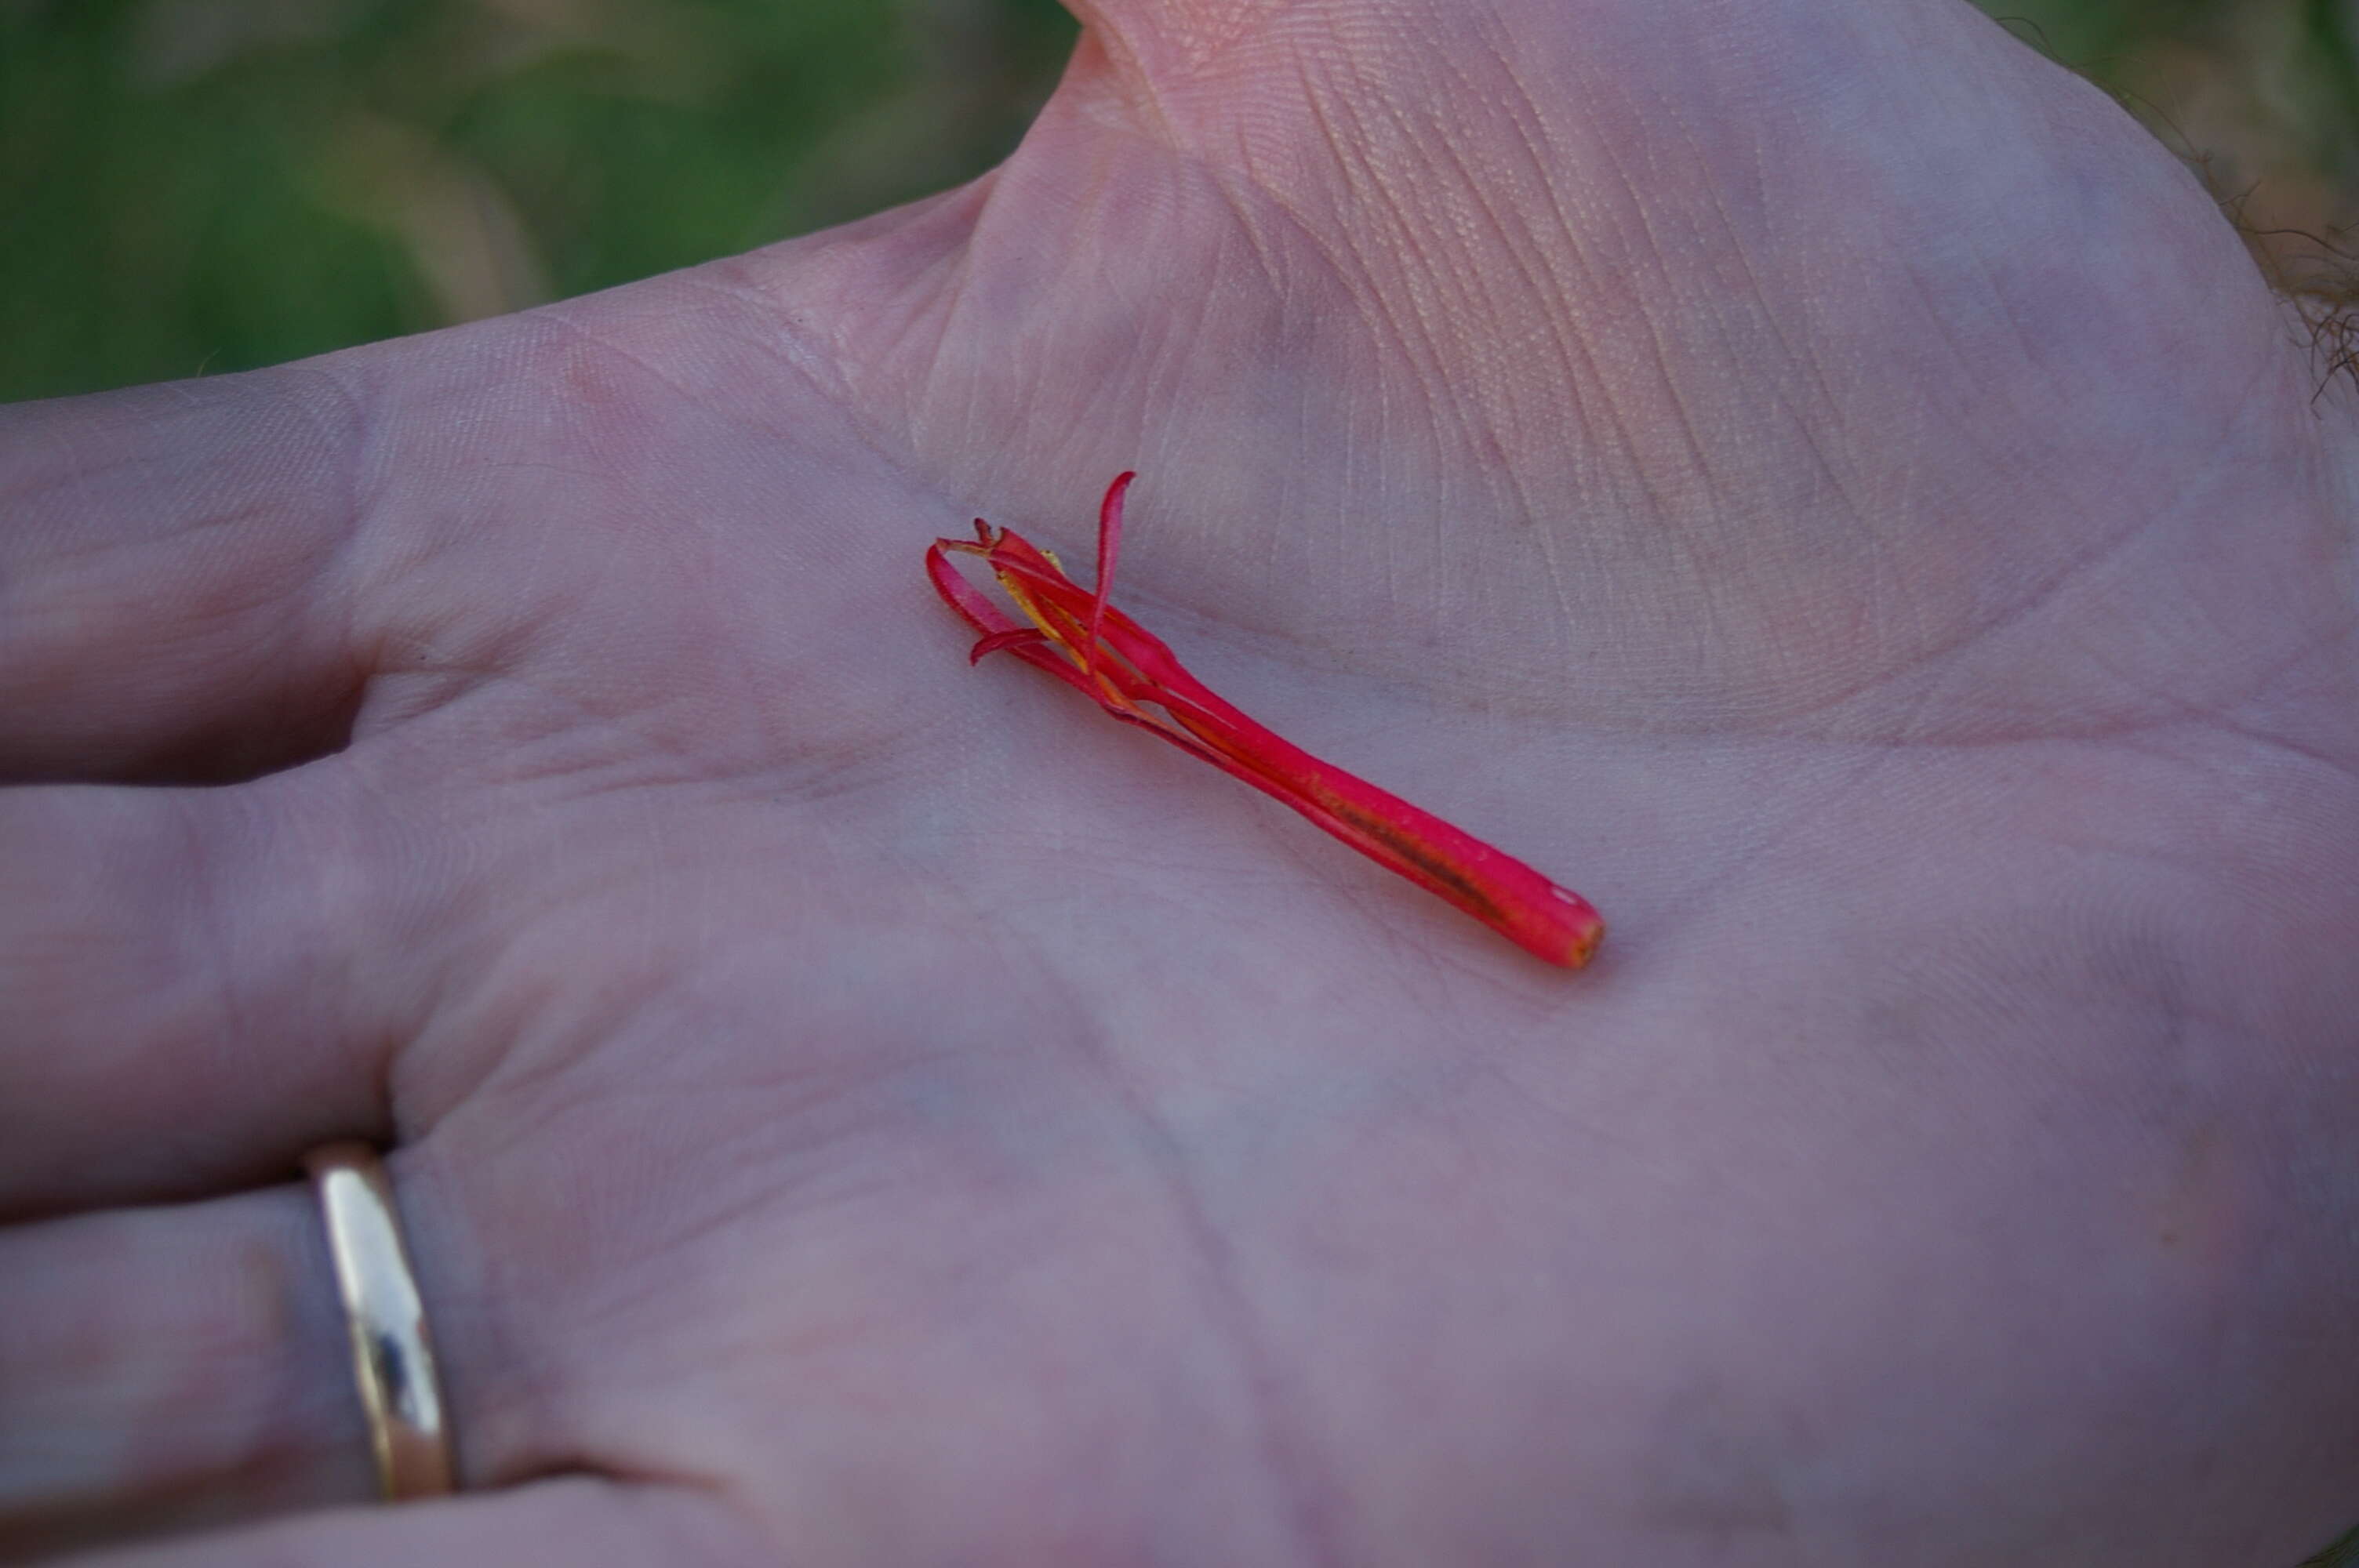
[4,1,2357,1563]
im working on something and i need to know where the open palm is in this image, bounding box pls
[6,2,2357,1564]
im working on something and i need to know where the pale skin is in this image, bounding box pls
[3,0,2357,1562]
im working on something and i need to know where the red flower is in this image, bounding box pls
[927,474,1605,968]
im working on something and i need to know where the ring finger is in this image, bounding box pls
[0,1180,369,1557]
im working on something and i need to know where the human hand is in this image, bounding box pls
[5,2,2356,1563]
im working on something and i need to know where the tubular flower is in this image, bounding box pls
[926,473,1605,968]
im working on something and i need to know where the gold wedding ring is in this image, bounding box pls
[303,1142,455,1500]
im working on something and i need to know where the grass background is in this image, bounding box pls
[0,2,2354,1555]
[0,0,1078,401]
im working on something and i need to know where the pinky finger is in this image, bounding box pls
[60,1476,761,1568]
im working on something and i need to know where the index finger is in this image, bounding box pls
[0,366,371,783]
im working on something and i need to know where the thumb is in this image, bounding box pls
[1021,0,2323,737]
[1056,0,1284,89]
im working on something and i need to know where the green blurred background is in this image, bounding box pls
[0,0,1078,401]
[3,0,2358,404]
